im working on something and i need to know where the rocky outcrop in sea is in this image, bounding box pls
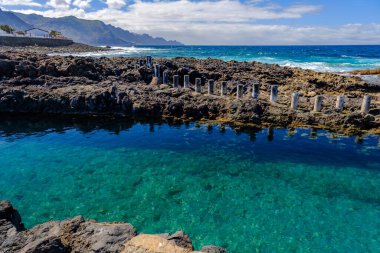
[0,200,226,253]
[0,48,379,134]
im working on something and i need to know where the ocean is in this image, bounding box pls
[63,45,380,73]
[1,118,379,252]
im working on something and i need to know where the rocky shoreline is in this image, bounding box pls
[0,200,225,253]
[0,43,106,55]
[0,47,379,136]
[1,47,380,252]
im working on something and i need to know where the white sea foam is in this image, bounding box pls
[356,75,380,85]
[254,58,346,72]
[49,46,166,57]
[49,46,380,73]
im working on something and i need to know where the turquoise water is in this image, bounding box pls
[61,45,380,72]
[1,118,380,252]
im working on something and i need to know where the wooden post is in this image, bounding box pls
[195,78,202,93]
[361,95,371,113]
[336,95,344,111]
[146,56,152,68]
[237,84,243,99]
[313,95,323,112]
[221,81,227,96]
[184,75,190,88]
[173,75,179,88]
[290,92,299,110]
[252,82,260,99]
[208,79,214,95]
[163,71,169,85]
[270,85,278,103]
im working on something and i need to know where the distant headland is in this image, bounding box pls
[0,8,182,46]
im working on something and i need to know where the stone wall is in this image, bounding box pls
[0,36,73,47]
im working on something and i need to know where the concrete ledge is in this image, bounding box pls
[0,36,73,47]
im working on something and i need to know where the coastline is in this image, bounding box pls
[0,47,379,135]
[0,43,107,54]
[350,68,380,76]
[0,45,379,253]
[344,68,380,85]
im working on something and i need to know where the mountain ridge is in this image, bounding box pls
[0,9,182,46]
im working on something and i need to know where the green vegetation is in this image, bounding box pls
[49,30,62,38]
[0,24,14,34]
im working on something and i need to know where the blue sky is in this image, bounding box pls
[1,0,379,45]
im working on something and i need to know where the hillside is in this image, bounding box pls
[0,9,182,46]
[0,8,31,30]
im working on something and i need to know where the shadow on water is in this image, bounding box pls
[0,112,379,143]
[0,113,181,136]
[1,113,379,169]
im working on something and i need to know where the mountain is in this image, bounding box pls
[0,9,182,46]
[0,9,31,30]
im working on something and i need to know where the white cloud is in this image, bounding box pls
[9,0,380,45]
[47,0,72,10]
[115,0,321,23]
[103,0,126,9]
[0,0,41,7]
[73,0,92,9]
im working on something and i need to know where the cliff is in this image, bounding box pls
[0,9,182,46]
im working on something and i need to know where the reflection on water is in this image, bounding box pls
[0,115,380,252]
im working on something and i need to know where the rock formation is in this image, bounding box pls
[0,201,225,253]
[0,47,379,135]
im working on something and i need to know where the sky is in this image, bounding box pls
[0,0,380,45]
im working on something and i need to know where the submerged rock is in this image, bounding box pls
[0,201,227,253]
[0,200,25,231]
[122,234,192,253]
[201,246,227,253]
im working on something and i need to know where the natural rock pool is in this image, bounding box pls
[0,117,379,252]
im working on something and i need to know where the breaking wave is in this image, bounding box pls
[50,45,380,73]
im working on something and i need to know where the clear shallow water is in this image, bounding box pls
[1,118,380,252]
[61,45,380,72]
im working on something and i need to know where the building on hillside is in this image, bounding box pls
[15,31,26,36]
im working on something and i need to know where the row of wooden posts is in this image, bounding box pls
[145,56,372,114]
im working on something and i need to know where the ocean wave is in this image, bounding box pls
[340,54,364,59]
[251,57,380,72]
[250,57,343,72]
[49,46,167,57]
[282,62,340,72]
[49,46,380,73]
[107,46,167,52]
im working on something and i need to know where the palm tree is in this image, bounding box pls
[0,25,14,34]
[49,30,62,38]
